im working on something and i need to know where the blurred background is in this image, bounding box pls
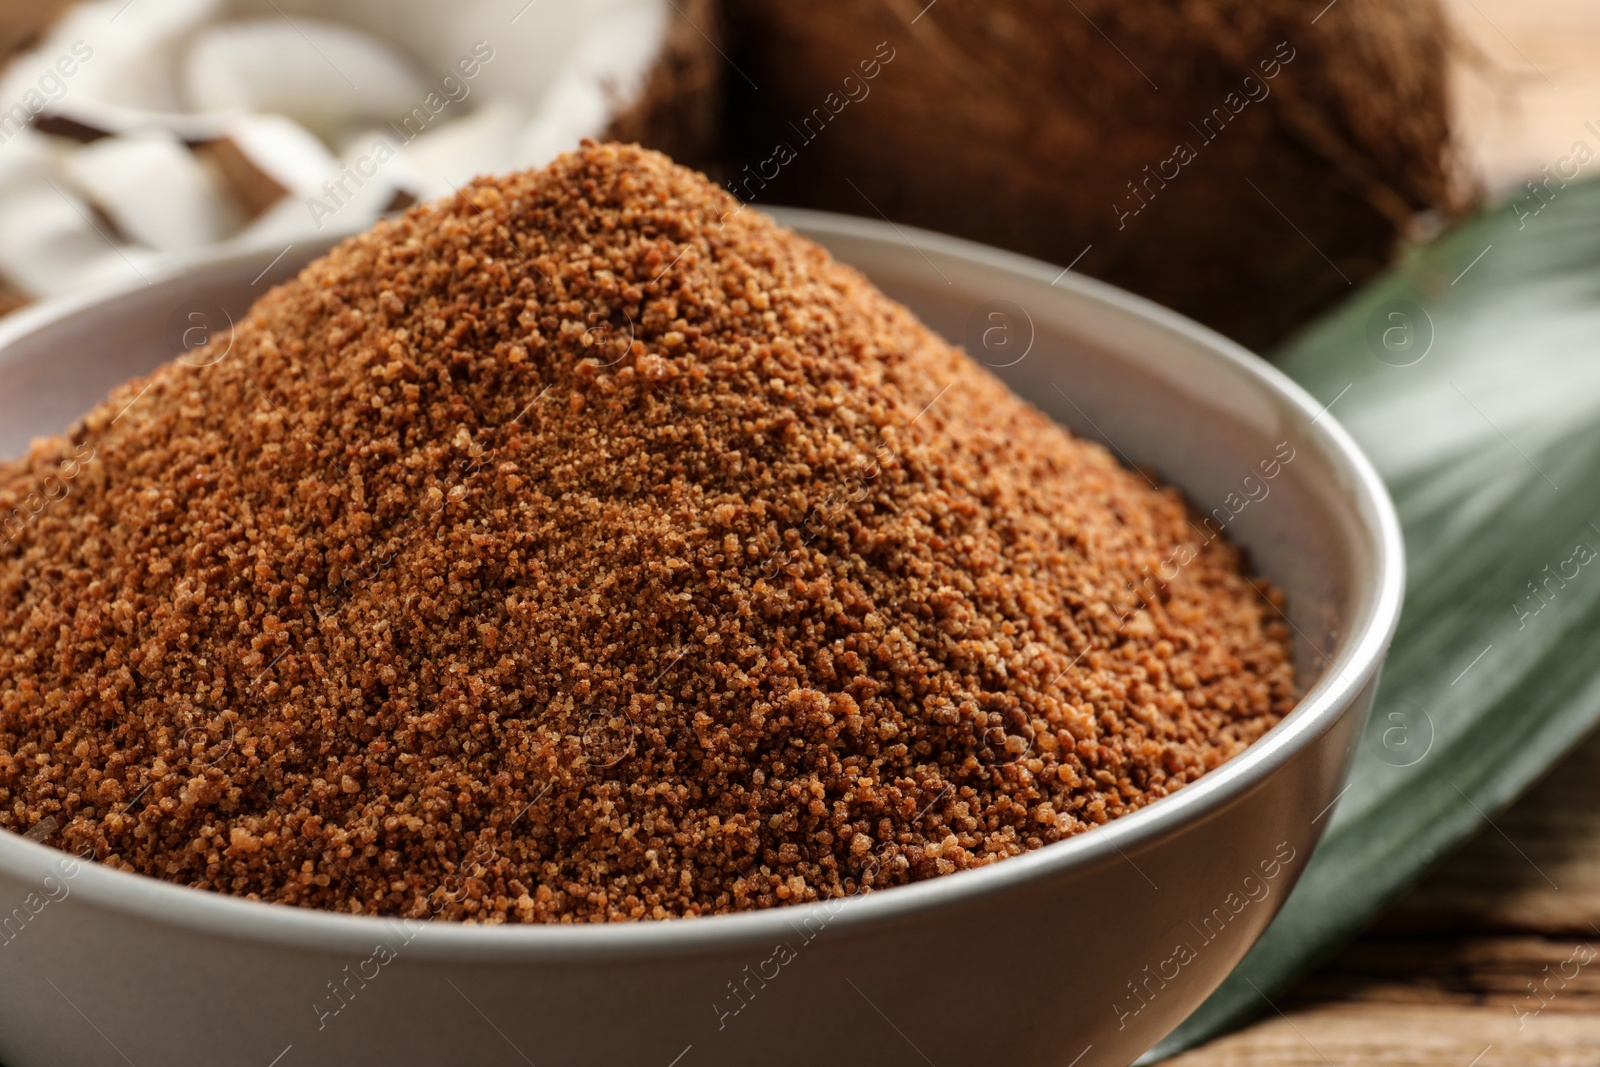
[0,0,1587,333]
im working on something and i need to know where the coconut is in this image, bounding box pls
[0,0,721,303]
[0,0,70,61]
[722,0,1467,350]
[0,276,27,317]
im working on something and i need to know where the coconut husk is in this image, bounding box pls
[0,274,29,318]
[604,0,723,169]
[723,0,1469,351]
[0,0,69,59]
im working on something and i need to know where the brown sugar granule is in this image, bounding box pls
[0,143,1296,922]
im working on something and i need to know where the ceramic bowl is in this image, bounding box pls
[0,208,1403,1067]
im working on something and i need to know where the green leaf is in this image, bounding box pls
[1144,177,1600,1060]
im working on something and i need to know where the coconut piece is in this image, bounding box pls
[13,0,720,158]
[518,0,680,169]
[399,98,528,200]
[519,75,615,173]
[0,136,47,311]
[251,0,723,167]
[308,130,423,227]
[724,0,1466,350]
[0,179,157,296]
[182,17,428,138]
[0,277,29,317]
[600,0,721,166]
[62,129,239,252]
[201,113,339,215]
[231,187,336,246]
[5,0,225,140]
[0,0,723,298]
[0,131,96,297]
[231,131,419,245]
[0,126,53,191]
[333,126,424,206]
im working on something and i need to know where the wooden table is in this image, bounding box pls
[1169,3,1600,1062]
[1446,0,1600,195]
[1168,728,1600,1065]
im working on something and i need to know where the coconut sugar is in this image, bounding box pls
[0,143,1295,922]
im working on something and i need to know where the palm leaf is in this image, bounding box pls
[1145,176,1600,1059]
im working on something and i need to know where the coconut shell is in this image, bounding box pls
[0,276,28,318]
[723,0,1468,351]
[604,0,723,169]
[0,0,69,59]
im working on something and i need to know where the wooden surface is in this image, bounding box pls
[1448,0,1600,194]
[1167,728,1600,1065]
[1164,6,1600,1064]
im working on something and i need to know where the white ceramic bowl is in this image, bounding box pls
[0,209,1403,1067]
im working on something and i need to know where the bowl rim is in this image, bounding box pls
[0,207,1405,961]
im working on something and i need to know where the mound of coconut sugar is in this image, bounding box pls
[0,143,1295,922]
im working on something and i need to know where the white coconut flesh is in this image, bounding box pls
[0,0,673,298]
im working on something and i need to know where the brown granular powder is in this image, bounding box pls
[0,143,1296,922]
